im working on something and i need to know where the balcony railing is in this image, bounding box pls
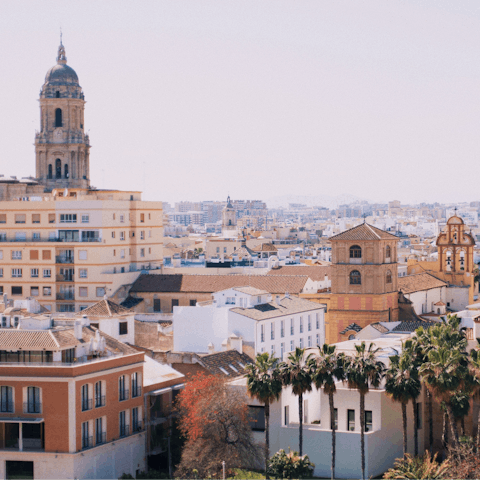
[56,292,75,300]
[131,385,142,398]
[119,389,129,402]
[56,256,74,264]
[23,402,41,414]
[119,425,130,438]
[81,399,92,412]
[95,432,107,446]
[0,400,14,413]
[95,395,106,408]
[132,421,143,433]
[82,436,93,450]
[56,275,74,283]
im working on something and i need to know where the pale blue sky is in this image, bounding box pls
[0,1,479,205]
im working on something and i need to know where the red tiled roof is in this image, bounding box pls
[267,265,330,281]
[329,223,398,241]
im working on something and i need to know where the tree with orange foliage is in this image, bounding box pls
[175,372,261,478]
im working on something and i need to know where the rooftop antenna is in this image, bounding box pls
[60,27,63,45]
[362,213,367,224]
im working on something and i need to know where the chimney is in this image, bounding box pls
[207,342,215,354]
[229,334,243,354]
[74,320,83,340]
[221,339,228,351]
[275,295,281,306]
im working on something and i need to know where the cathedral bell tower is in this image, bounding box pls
[35,39,91,190]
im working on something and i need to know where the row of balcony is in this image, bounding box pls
[0,237,100,243]
[81,396,106,412]
[0,402,45,414]
[81,423,143,451]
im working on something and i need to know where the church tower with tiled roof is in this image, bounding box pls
[328,223,399,342]
[35,38,91,190]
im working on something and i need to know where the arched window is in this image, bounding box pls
[48,165,53,179]
[348,334,355,340]
[56,91,60,98]
[350,270,361,285]
[386,270,392,284]
[64,164,69,179]
[55,108,62,128]
[55,159,61,179]
[350,245,362,258]
[386,245,391,259]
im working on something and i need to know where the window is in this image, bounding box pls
[386,270,392,284]
[55,108,62,127]
[416,403,422,429]
[316,313,320,329]
[349,270,361,285]
[81,384,91,411]
[30,268,39,278]
[307,315,311,331]
[260,324,265,342]
[308,336,312,347]
[120,215,124,223]
[365,410,373,432]
[248,406,265,431]
[79,250,87,260]
[316,334,320,345]
[95,381,105,408]
[32,214,40,224]
[172,299,179,309]
[32,232,40,240]
[0,214,5,223]
[82,421,91,449]
[81,214,89,223]
[284,405,289,425]
[119,410,128,437]
[60,214,77,223]
[111,231,115,238]
[189,299,197,306]
[140,231,144,240]
[290,318,294,335]
[347,409,355,431]
[120,231,125,241]
[113,249,116,257]
[280,343,285,358]
[12,251,22,260]
[216,247,220,253]
[290,340,294,351]
[42,250,51,260]
[48,214,55,224]
[95,417,105,445]
[0,386,14,413]
[132,406,141,432]
[119,322,128,335]
[41,269,51,279]
[26,386,41,413]
[79,287,88,297]
[0,269,3,278]
[140,213,145,223]
[350,245,362,258]
[43,287,51,296]
[300,317,303,333]
[119,376,129,401]
[30,287,39,297]
[153,298,161,312]
[140,248,145,257]
[331,408,338,430]
[131,372,141,398]
[11,269,22,278]
[299,338,304,348]
[15,214,26,224]
[61,348,74,363]
[79,269,87,278]
[96,287,105,297]
[280,320,285,338]
[386,245,391,259]
[120,249,125,259]
[270,322,275,340]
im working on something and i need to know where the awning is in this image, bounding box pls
[148,387,172,396]
[0,417,44,423]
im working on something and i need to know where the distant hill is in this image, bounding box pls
[266,194,369,209]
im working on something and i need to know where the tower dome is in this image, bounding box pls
[43,41,79,86]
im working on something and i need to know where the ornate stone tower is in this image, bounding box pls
[35,40,90,190]
[328,223,399,342]
[222,196,236,231]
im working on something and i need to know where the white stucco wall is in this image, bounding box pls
[446,286,471,312]
[405,286,445,315]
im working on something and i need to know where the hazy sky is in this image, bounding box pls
[0,1,480,205]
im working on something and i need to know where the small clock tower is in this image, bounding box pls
[35,39,91,190]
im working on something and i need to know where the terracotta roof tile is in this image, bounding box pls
[130,274,309,295]
[398,273,447,294]
[391,320,437,333]
[76,299,131,317]
[329,223,398,241]
[267,265,330,281]
[199,350,253,378]
[339,323,363,335]
[0,328,78,350]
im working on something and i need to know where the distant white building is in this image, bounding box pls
[173,287,326,357]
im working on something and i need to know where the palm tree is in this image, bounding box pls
[450,390,470,437]
[245,352,282,477]
[419,346,468,448]
[385,347,421,457]
[344,341,385,480]
[309,344,346,480]
[279,347,313,456]
[469,344,480,445]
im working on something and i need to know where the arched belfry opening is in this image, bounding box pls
[48,165,53,179]
[64,164,69,179]
[55,159,61,179]
[56,91,60,98]
[55,108,62,128]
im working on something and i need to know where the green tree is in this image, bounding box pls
[385,347,421,457]
[246,353,283,477]
[309,344,345,480]
[344,342,385,480]
[279,347,313,456]
[470,344,480,445]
